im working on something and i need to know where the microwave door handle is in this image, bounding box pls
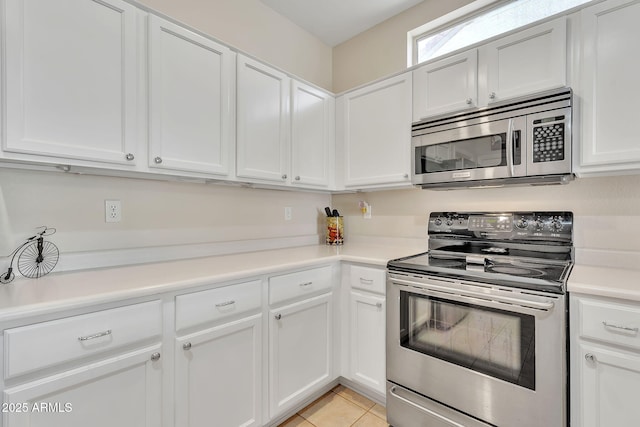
[506,118,514,177]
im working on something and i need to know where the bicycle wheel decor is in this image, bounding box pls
[17,240,59,279]
[1,226,59,284]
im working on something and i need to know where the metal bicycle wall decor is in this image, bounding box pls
[1,226,59,284]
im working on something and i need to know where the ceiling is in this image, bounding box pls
[260,0,424,47]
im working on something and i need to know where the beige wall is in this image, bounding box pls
[332,0,474,93]
[139,0,333,90]
[0,169,329,255]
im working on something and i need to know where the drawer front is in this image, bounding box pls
[350,265,386,294]
[269,265,332,305]
[579,297,640,350]
[4,300,162,379]
[175,279,262,331]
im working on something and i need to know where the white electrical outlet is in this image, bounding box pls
[364,204,372,219]
[105,200,122,223]
[284,207,292,221]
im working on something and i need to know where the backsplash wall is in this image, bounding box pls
[0,169,330,261]
[332,174,640,267]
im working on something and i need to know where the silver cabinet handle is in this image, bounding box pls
[151,352,161,361]
[299,281,313,287]
[215,300,235,307]
[361,300,383,309]
[359,278,374,285]
[282,174,287,180]
[489,92,496,100]
[585,353,596,363]
[403,173,409,179]
[295,176,300,181]
[78,330,112,341]
[603,321,639,333]
[183,342,192,351]
[154,156,163,164]
[465,98,473,105]
[125,153,135,161]
[275,314,282,320]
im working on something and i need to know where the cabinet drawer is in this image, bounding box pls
[578,297,640,350]
[350,265,386,294]
[269,266,332,305]
[175,280,262,331]
[4,300,162,379]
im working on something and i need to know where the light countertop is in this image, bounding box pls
[0,243,424,323]
[568,264,640,302]
[2,241,638,323]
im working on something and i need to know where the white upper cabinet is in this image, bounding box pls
[576,0,640,175]
[413,17,567,121]
[236,54,290,183]
[291,80,334,188]
[148,15,235,177]
[412,50,478,121]
[478,18,567,106]
[337,72,412,189]
[2,0,139,165]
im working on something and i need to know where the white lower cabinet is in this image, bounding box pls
[571,294,640,427]
[346,265,386,395]
[175,314,262,427]
[349,291,385,394]
[2,300,164,427]
[269,292,333,417]
[3,345,162,427]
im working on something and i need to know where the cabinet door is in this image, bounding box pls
[290,80,334,188]
[2,0,139,165]
[175,314,262,427]
[413,50,478,121]
[350,291,385,394]
[2,345,162,427]
[236,55,290,183]
[578,0,640,172]
[478,18,567,105]
[339,73,412,189]
[148,15,234,176]
[577,344,640,427]
[269,293,332,417]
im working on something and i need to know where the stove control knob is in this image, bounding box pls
[533,219,545,231]
[445,218,454,226]
[550,219,564,232]
[515,219,528,229]
[434,218,443,226]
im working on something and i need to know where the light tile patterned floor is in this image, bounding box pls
[279,385,388,427]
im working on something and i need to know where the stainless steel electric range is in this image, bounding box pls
[386,211,573,427]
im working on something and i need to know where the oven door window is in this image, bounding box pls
[400,291,535,390]
[415,132,521,174]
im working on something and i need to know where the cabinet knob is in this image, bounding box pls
[282,174,287,180]
[275,314,282,320]
[154,156,163,164]
[489,92,496,100]
[151,352,161,361]
[125,153,135,161]
[295,176,300,181]
[183,342,192,351]
[585,353,596,363]
[403,173,409,179]
[466,98,473,105]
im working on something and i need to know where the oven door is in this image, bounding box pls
[412,116,526,186]
[387,273,566,427]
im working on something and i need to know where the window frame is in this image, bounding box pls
[407,0,596,67]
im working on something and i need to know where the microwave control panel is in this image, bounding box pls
[532,115,566,163]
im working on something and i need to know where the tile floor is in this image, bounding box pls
[278,385,388,427]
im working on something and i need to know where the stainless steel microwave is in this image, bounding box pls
[412,88,573,189]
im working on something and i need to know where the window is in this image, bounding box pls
[410,0,592,65]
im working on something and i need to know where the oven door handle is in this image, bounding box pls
[390,278,555,311]
[389,386,467,427]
